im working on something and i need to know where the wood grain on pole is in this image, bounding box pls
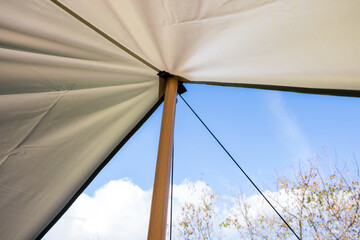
[147,77,178,240]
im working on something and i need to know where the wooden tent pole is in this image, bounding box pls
[148,76,178,240]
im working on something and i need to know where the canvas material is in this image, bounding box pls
[0,1,159,239]
[1,0,360,239]
[62,0,360,90]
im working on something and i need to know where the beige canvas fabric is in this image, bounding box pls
[63,0,360,90]
[0,1,160,239]
[1,0,359,239]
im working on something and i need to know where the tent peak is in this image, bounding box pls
[158,71,187,95]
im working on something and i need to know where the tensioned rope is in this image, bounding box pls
[50,0,160,72]
[178,94,301,240]
[50,1,298,236]
[169,141,175,240]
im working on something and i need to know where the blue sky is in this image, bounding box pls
[45,83,360,239]
[84,83,360,196]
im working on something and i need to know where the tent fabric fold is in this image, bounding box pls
[0,1,160,239]
[1,0,360,239]
[59,0,360,91]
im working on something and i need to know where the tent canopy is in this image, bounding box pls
[0,0,359,239]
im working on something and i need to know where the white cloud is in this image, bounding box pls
[266,92,312,160]
[170,180,217,227]
[225,189,297,220]
[44,178,300,240]
[44,179,152,240]
[44,179,215,240]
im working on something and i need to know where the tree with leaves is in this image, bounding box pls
[177,158,360,239]
[176,182,218,240]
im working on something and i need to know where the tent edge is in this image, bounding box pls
[186,81,360,97]
[34,96,165,240]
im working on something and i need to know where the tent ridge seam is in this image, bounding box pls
[50,0,160,72]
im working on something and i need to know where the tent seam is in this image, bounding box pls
[50,0,161,73]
